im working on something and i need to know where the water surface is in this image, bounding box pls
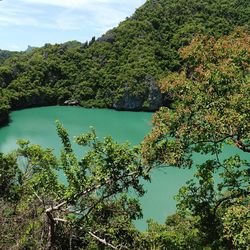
[0,106,247,230]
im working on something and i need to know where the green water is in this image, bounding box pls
[0,106,248,230]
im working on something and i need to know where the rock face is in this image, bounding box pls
[146,76,163,111]
[10,92,57,110]
[97,31,116,43]
[113,92,144,111]
[113,76,162,111]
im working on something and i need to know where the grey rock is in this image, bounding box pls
[113,75,162,111]
[63,100,79,106]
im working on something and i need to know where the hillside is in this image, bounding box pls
[0,0,249,124]
[0,50,19,65]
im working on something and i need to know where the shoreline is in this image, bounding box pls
[0,103,157,128]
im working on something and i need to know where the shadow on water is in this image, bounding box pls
[0,116,12,128]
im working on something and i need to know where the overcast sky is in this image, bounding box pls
[0,0,145,51]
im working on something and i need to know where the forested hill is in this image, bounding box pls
[0,0,249,124]
[0,50,19,65]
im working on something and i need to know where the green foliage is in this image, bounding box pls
[139,215,201,249]
[0,0,249,123]
[0,88,11,124]
[143,29,250,165]
[0,122,149,249]
[0,49,19,65]
[222,200,250,249]
[142,30,250,249]
[0,152,20,201]
[0,1,250,248]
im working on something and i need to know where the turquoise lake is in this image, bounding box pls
[0,106,248,230]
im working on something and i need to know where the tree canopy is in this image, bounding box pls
[0,0,249,249]
[1,29,249,250]
[0,122,151,249]
[142,29,250,249]
[0,0,250,124]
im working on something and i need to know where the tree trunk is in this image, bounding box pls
[46,211,55,250]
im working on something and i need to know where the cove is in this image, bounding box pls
[1,106,248,231]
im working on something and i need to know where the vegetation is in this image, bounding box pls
[1,30,249,249]
[142,29,250,249]
[1,0,250,124]
[0,0,249,249]
[0,49,19,65]
[0,122,149,249]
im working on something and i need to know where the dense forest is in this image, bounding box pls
[0,50,19,65]
[0,0,250,124]
[1,30,249,249]
[0,0,249,249]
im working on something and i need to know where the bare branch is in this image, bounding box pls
[54,218,68,223]
[34,191,43,203]
[46,201,67,213]
[234,139,250,153]
[213,190,250,216]
[46,170,140,214]
[88,231,118,250]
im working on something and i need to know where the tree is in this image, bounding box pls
[142,29,250,248]
[0,122,150,249]
[0,152,20,201]
[139,214,201,249]
[1,0,250,114]
[0,89,10,125]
